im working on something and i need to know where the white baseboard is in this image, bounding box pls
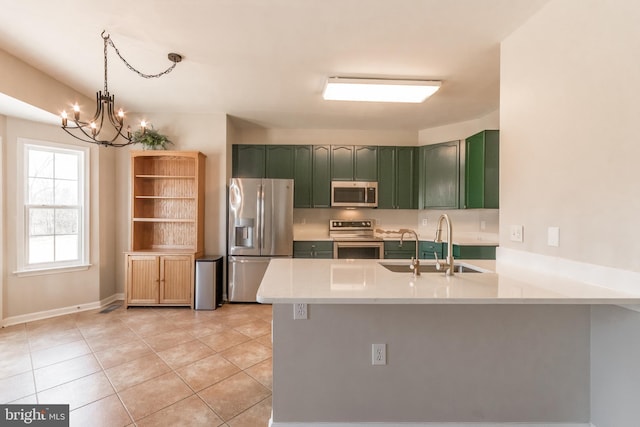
[1,293,125,327]
[269,421,592,427]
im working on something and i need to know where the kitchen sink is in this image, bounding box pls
[379,263,483,273]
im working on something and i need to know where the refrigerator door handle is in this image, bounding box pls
[230,257,271,263]
[259,183,265,251]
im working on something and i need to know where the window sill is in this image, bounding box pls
[14,264,92,277]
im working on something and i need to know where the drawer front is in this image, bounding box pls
[383,240,416,252]
[419,241,443,259]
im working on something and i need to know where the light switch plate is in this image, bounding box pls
[509,225,524,242]
[548,227,560,247]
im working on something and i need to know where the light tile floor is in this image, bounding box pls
[0,302,273,426]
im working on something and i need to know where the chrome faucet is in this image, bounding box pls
[434,214,455,276]
[376,228,420,277]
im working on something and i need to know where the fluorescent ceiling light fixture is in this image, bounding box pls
[322,77,441,103]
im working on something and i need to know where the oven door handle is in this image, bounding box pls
[333,240,385,259]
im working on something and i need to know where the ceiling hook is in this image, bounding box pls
[101,30,110,40]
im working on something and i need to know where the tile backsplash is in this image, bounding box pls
[293,208,499,239]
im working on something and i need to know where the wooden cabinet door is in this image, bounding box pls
[354,146,377,181]
[294,145,312,208]
[266,145,295,179]
[127,255,160,305]
[159,255,193,305]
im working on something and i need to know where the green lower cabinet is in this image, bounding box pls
[442,243,497,260]
[383,240,416,259]
[293,241,333,259]
[419,241,443,260]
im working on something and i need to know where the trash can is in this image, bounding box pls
[194,256,223,310]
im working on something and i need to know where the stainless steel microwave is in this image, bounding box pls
[331,181,378,208]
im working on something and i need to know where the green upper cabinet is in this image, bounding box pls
[232,145,265,178]
[378,146,417,209]
[331,145,378,181]
[265,145,294,179]
[420,141,460,209]
[294,145,312,208]
[354,146,378,181]
[377,146,396,209]
[465,130,499,209]
[312,145,331,207]
[331,145,353,181]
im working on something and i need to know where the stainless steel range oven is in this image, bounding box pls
[329,219,384,259]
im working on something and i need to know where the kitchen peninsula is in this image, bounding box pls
[257,258,640,426]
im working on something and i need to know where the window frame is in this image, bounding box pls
[15,138,90,275]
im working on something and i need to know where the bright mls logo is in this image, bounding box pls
[0,405,68,426]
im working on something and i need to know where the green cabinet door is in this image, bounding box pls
[422,141,460,209]
[265,145,294,179]
[383,240,417,259]
[396,147,418,209]
[331,145,378,181]
[354,146,377,181]
[378,146,417,209]
[294,145,312,208]
[331,145,354,181]
[312,145,331,207]
[377,146,396,209]
[419,241,443,260]
[233,145,265,178]
[293,241,334,258]
[465,130,499,209]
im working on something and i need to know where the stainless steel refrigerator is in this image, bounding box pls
[228,178,293,302]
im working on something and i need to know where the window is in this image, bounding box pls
[17,139,89,272]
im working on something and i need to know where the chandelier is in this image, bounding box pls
[61,31,182,147]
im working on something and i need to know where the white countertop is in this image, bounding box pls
[256,258,640,304]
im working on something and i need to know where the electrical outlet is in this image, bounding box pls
[372,343,386,365]
[509,225,524,242]
[422,218,428,226]
[293,303,308,320]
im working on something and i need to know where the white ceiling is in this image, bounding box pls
[0,0,549,130]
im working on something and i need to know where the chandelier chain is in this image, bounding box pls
[105,35,178,80]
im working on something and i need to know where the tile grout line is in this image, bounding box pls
[9,303,273,425]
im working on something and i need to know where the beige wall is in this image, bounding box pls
[418,109,499,145]
[237,128,418,146]
[500,0,640,272]
[2,118,107,320]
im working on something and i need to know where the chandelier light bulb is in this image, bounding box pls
[73,103,80,120]
[61,111,68,127]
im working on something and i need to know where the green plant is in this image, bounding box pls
[131,126,173,150]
